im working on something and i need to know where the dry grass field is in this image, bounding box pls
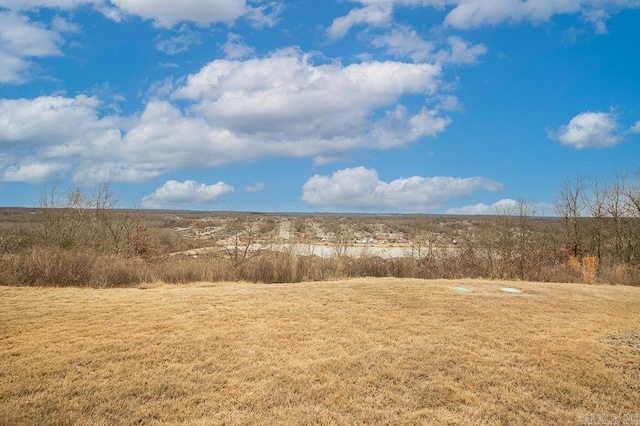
[1,278,639,425]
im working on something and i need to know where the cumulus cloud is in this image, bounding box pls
[109,0,246,27]
[302,167,503,212]
[0,11,63,83]
[141,180,234,209]
[630,121,640,134]
[549,111,622,149]
[0,94,125,183]
[0,48,452,184]
[2,162,70,183]
[171,48,448,157]
[372,106,451,148]
[0,95,118,146]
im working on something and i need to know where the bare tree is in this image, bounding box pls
[555,176,586,258]
[327,219,351,258]
[223,215,264,265]
[488,198,539,280]
[602,173,629,263]
[622,171,640,263]
[586,177,608,261]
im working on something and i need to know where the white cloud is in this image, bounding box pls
[332,0,639,35]
[109,0,246,27]
[174,48,442,102]
[0,53,28,85]
[549,111,622,149]
[171,48,448,158]
[141,180,234,209]
[0,94,124,183]
[328,4,393,39]
[0,0,101,10]
[446,199,556,216]
[0,95,117,146]
[158,62,179,69]
[371,25,435,62]
[438,36,487,65]
[2,162,70,183]
[437,94,463,111]
[155,27,202,54]
[0,49,451,184]
[443,0,638,30]
[51,16,81,33]
[312,154,348,166]
[221,33,255,59]
[245,182,266,193]
[630,121,640,134]
[0,11,63,83]
[0,0,285,28]
[446,199,518,215]
[244,1,284,28]
[302,166,503,212]
[583,8,610,34]
[96,4,123,22]
[372,106,451,148]
[327,0,450,41]
[371,27,486,65]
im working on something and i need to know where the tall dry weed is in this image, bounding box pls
[613,264,630,285]
[568,256,582,273]
[581,255,598,284]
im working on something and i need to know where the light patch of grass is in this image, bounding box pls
[1,278,639,424]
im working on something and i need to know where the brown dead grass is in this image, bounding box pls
[1,278,639,425]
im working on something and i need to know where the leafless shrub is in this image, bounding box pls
[222,215,264,265]
[36,183,150,258]
[6,247,96,287]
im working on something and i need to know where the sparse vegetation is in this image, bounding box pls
[0,172,639,287]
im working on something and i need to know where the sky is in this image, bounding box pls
[1,0,639,214]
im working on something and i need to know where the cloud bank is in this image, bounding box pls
[0,48,452,183]
[446,199,555,216]
[302,167,503,212]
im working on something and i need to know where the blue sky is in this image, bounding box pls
[1,0,639,213]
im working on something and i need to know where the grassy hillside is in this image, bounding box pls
[1,278,639,424]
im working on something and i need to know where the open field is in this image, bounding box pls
[2,278,639,424]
